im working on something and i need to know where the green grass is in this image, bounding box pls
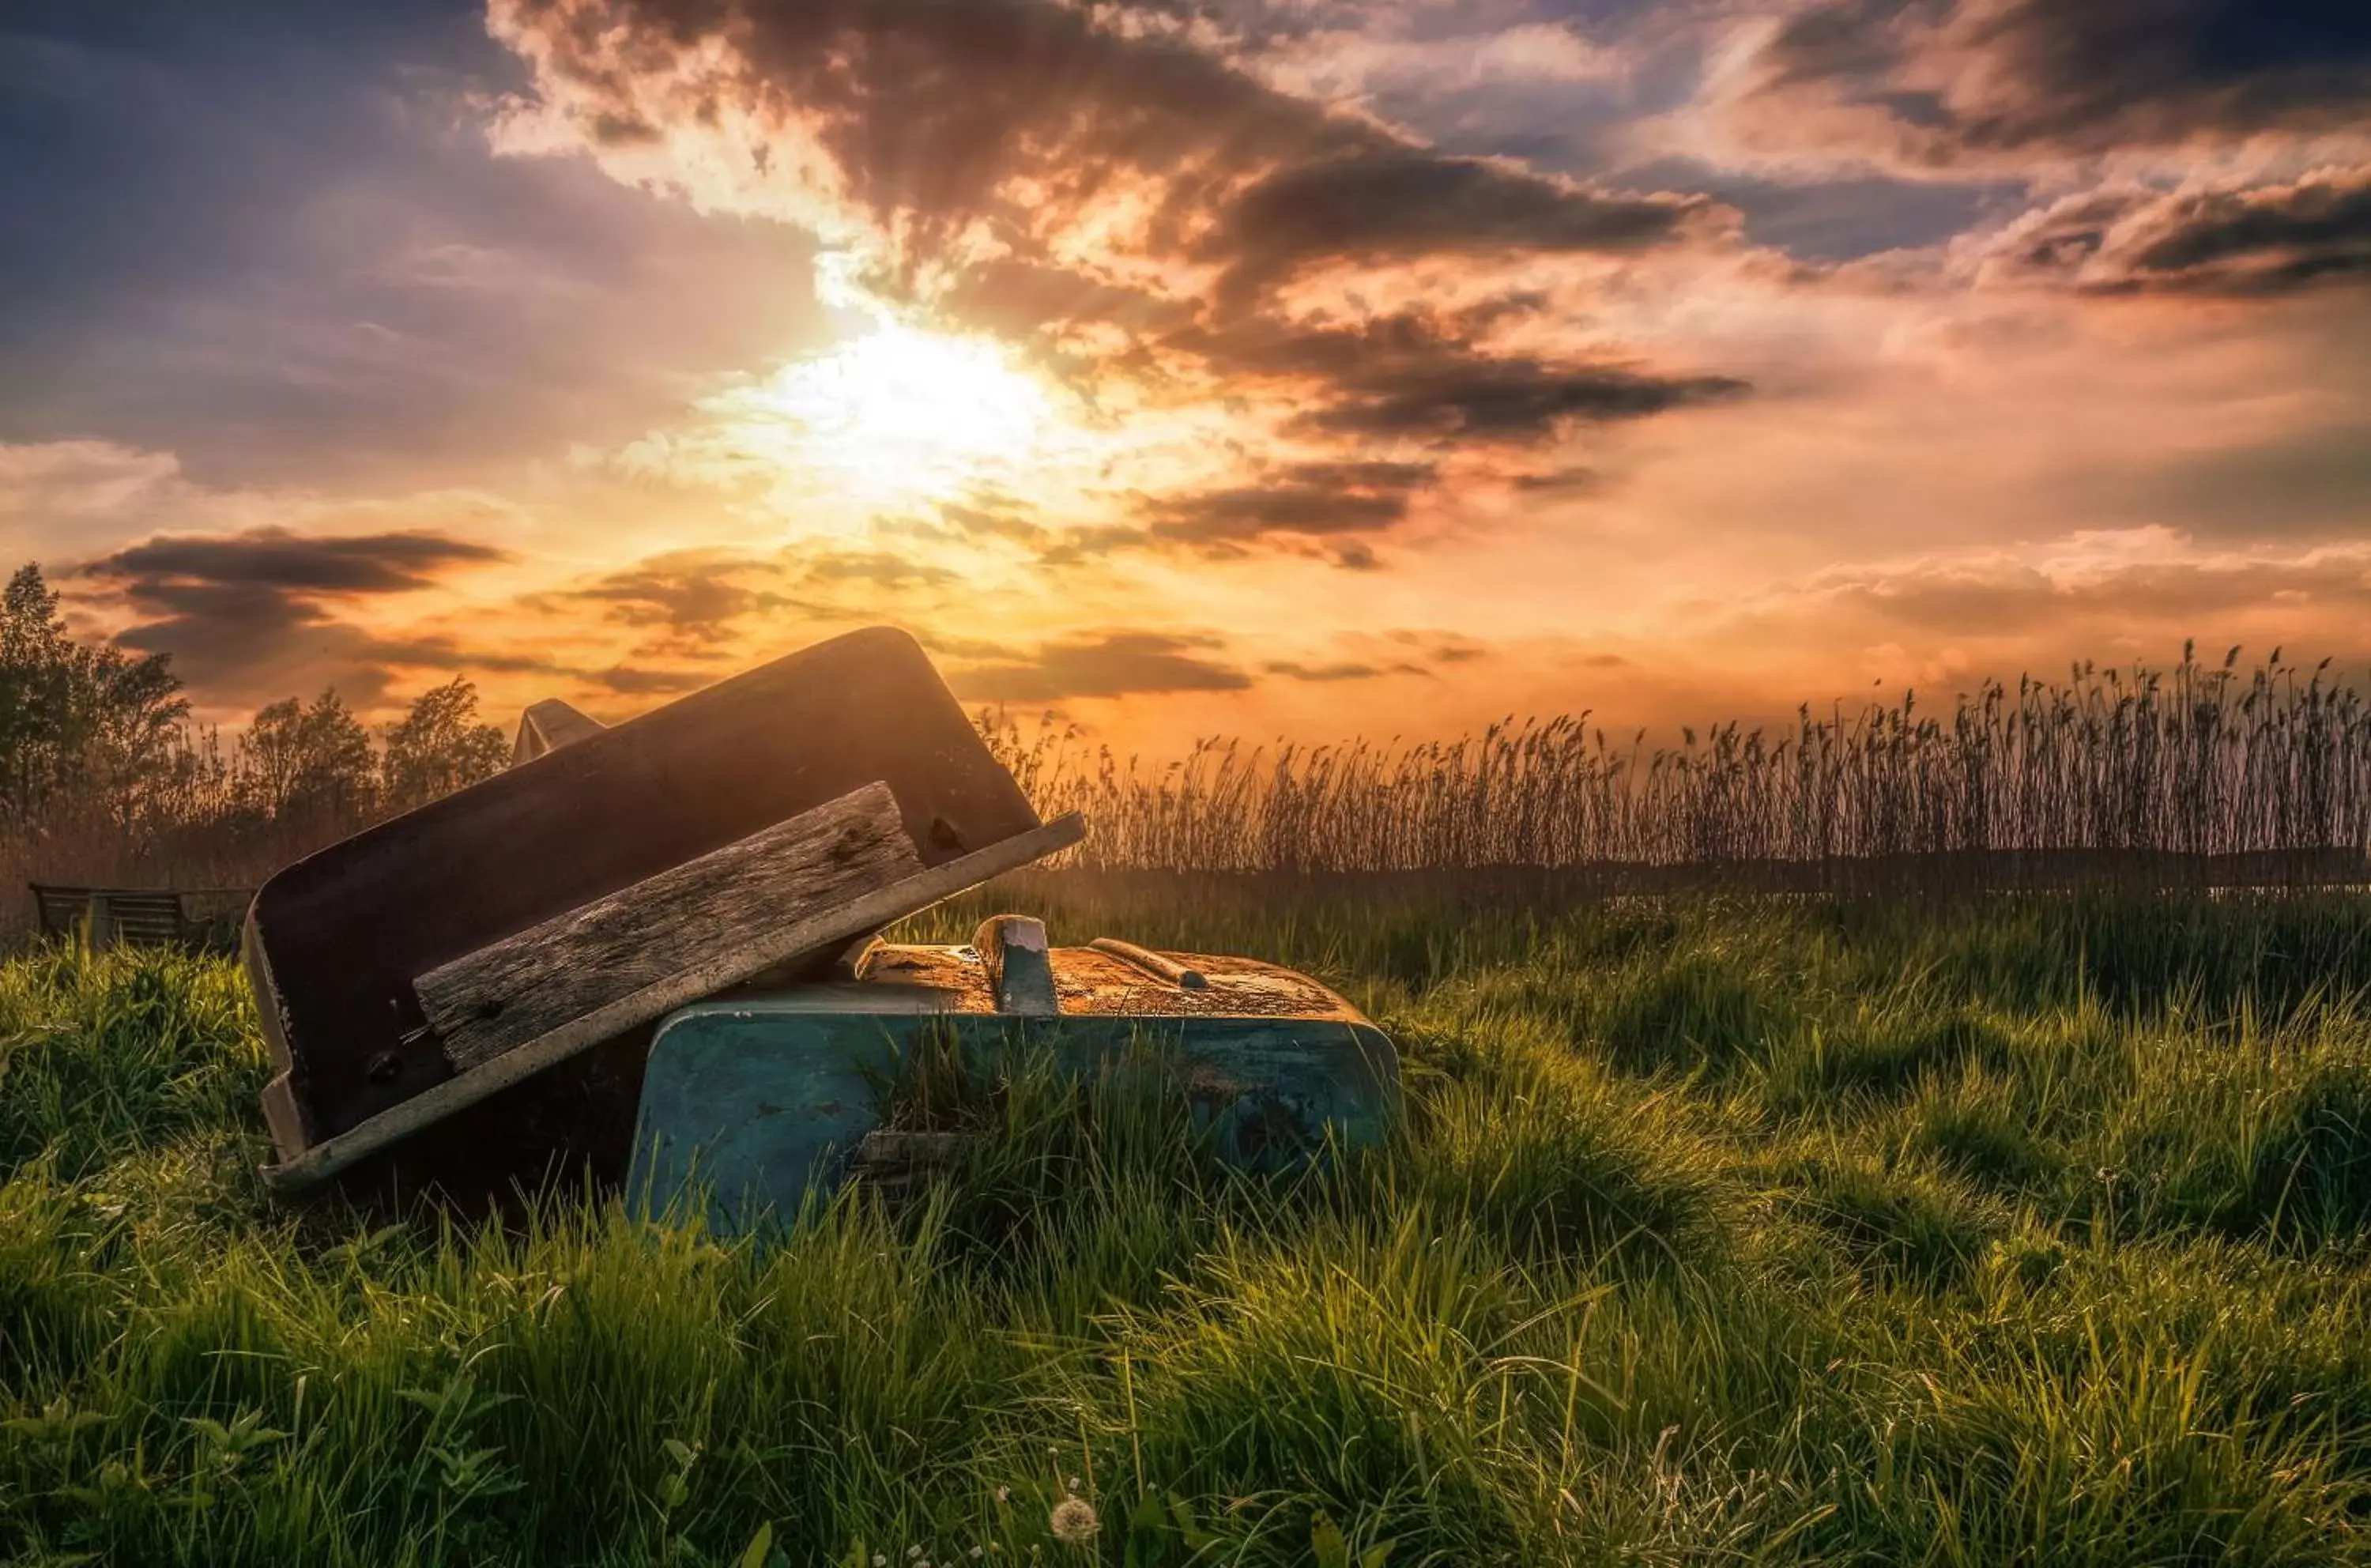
[6,887,2371,1565]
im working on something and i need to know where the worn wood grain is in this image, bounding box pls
[259,806,1087,1191]
[420,781,920,1072]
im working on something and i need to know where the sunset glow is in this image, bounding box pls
[2,1,2365,746]
[738,318,1057,511]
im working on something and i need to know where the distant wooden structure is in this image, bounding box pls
[511,699,608,766]
[29,884,251,952]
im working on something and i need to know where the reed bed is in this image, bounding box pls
[989,648,2371,875]
[6,649,2365,929]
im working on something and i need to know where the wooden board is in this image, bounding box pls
[420,782,921,1072]
[260,806,1087,1191]
[246,625,1054,1161]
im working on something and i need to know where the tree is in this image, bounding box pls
[0,563,188,824]
[381,678,507,812]
[239,690,377,820]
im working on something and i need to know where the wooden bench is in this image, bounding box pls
[29,884,251,952]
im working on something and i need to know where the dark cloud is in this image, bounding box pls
[370,636,584,678]
[1262,658,1427,681]
[1171,308,1747,445]
[1754,0,2371,162]
[79,527,525,703]
[1205,151,1708,303]
[2116,171,2371,292]
[105,579,373,697]
[1297,359,1744,441]
[558,546,951,651]
[1145,459,1435,545]
[567,556,796,641]
[1510,466,1608,493]
[1981,167,2371,296]
[1149,488,1407,543]
[85,526,506,594]
[948,631,1252,701]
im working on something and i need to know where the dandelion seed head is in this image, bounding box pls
[1049,1496,1099,1546]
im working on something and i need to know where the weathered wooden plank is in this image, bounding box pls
[420,781,921,1072]
[259,807,1088,1192]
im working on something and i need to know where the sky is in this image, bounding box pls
[4,0,2369,748]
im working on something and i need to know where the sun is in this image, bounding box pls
[744,318,1055,510]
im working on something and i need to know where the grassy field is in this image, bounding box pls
[5,883,2371,1565]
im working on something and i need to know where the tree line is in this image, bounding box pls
[0,564,510,886]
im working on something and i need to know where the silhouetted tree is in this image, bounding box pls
[0,563,187,824]
[380,678,507,812]
[239,690,377,820]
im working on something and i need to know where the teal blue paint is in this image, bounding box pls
[628,1004,1399,1236]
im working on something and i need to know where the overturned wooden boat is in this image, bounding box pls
[248,627,1083,1196]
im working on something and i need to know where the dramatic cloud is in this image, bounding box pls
[11,4,2371,747]
[1159,305,1746,448]
[1974,167,2371,296]
[77,526,521,704]
[1743,0,2371,167]
[490,0,1748,560]
[557,552,819,653]
[1204,150,1702,303]
[492,0,1709,298]
[1146,460,1435,545]
[89,526,507,595]
[948,631,1253,701]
